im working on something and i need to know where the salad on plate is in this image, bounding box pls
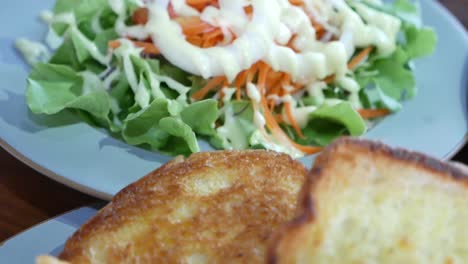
[16,0,436,157]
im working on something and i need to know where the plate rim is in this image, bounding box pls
[0,137,112,200]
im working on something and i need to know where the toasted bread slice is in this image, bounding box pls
[57,150,306,263]
[269,138,468,264]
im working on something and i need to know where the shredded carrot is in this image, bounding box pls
[192,76,226,100]
[246,63,259,84]
[186,36,204,46]
[313,23,324,33]
[108,40,121,49]
[202,35,223,48]
[289,0,304,5]
[289,83,306,94]
[274,113,283,123]
[132,8,149,25]
[269,76,284,98]
[187,0,215,4]
[257,62,270,93]
[218,90,225,107]
[131,7,222,48]
[243,5,253,15]
[187,0,219,11]
[286,35,300,53]
[177,17,217,35]
[265,72,283,92]
[315,28,326,39]
[323,75,335,84]
[348,47,373,70]
[108,40,160,55]
[268,99,276,110]
[203,28,223,39]
[234,70,248,100]
[279,74,292,96]
[168,3,177,18]
[358,108,390,119]
[217,78,228,106]
[260,96,322,155]
[307,15,326,39]
[285,102,305,138]
[321,46,373,83]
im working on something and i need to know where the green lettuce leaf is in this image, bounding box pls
[49,37,82,69]
[301,121,346,146]
[52,0,109,35]
[309,102,366,136]
[122,98,171,149]
[180,99,218,136]
[403,25,437,59]
[95,29,119,54]
[212,101,255,150]
[70,29,91,63]
[53,0,108,18]
[372,54,415,100]
[159,117,200,153]
[160,63,191,86]
[26,63,111,122]
[298,102,366,146]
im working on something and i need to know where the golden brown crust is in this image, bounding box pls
[36,256,70,264]
[59,150,306,263]
[267,137,468,264]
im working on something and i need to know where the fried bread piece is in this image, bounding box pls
[57,150,306,263]
[268,138,468,264]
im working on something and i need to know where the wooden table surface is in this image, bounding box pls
[0,0,467,243]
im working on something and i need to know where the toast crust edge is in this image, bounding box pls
[58,150,306,262]
[266,137,468,264]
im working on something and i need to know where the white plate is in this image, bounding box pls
[0,0,466,200]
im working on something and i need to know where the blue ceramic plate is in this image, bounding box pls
[0,0,466,200]
[0,206,100,263]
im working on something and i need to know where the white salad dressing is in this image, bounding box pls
[246,83,261,103]
[70,26,110,65]
[282,105,318,128]
[334,1,401,57]
[200,1,250,37]
[38,10,65,49]
[216,106,249,150]
[91,11,104,34]
[45,28,64,49]
[112,0,400,85]
[171,0,200,16]
[39,10,54,23]
[15,38,50,65]
[306,81,327,106]
[103,68,121,90]
[136,79,151,108]
[221,87,236,103]
[80,71,104,94]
